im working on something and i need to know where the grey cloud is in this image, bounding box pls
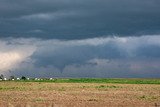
[31,42,125,70]
[13,58,160,78]
[1,0,160,78]
[31,35,160,72]
[0,0,160,39]
[1,35,160,77]
[0,39,36,75]
[135,45,160,58]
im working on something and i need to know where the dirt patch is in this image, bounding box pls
[0,82,160,107]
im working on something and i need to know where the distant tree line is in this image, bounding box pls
[0,74,27,81]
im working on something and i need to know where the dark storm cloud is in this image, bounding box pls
[29,35,160,75]
[31,41,125,70]
[30,35,160,72]
[0,0,160,39]
[0,0,160,78]
[1,35,160,78]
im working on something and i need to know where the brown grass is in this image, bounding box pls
[0,81,160,107]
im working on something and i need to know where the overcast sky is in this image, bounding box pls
[0,0,160,78]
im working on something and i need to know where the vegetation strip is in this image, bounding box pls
[4,78,160,84]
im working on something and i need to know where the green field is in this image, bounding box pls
[15,78,160,84]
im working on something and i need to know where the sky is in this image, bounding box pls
[0,0,160,78]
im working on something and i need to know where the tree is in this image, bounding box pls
[0,74,4,80]
[21,76,26,80]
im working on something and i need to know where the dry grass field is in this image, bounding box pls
[0,81,160,107]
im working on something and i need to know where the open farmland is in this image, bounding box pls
[0,79,160,107]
